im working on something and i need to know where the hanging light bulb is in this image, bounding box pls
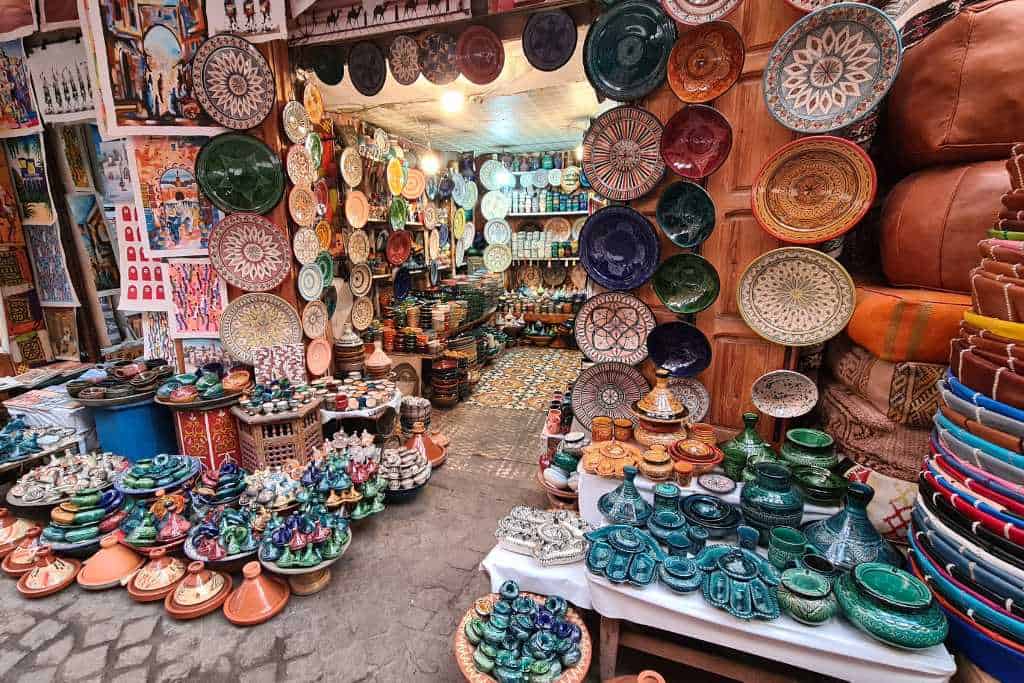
[440,90,464,114]
[421,151,440,175]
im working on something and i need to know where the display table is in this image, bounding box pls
[480,545,592,609]
[4,388,95,454]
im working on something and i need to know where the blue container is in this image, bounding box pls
[90,399,177,462]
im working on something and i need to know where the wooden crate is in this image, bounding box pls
[231,401,323,471]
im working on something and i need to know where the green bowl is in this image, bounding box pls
[652,253,720,314]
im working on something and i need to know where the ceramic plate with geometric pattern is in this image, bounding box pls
[208,213,290,292]
[668,377,710,422]
[298,263,324,301]
[302,300,329,339]
[575,292,656,366]
[349,263,373,297]
[571,362,651,429]
[582,105,665,202]
[751,369,818,418]
[660,0,741,25]
[220,293,302,364]
[193,34,275,130]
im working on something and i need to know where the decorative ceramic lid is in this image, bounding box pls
[131,548,186,593]
[17,546,80,598]
[208,213,290,292]
[166,561,231,619]
[220,294,302,363]
[196,133,284,215]
[574,292,655,365]
[76,534,145,589]
[192,34,275,130]
[582,106,664,202]
[667,21,744,103]
[223,561,290,626]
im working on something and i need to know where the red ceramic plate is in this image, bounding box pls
[660,104,733,179]
[667,21,745,104]
[456,25,505,85]
[386,230,413,266]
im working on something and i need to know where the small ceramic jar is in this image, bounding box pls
[591,416,613,442]
[777,568,838,626]
[613,418,633,442]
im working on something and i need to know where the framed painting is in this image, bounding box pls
[3,133,54,225]
[4,289,42,335]
[27,40,95,124]
[165,258,228,339]
[42,306,79,360]
[182,337,232,373]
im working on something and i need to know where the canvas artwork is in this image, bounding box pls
[86,125,132,204]
[24,223,78,307]
[0,39,39,138]
[68,192,119,295]
[114,203,170,312]
[4,134,54,225]
[128,136,223,256]
[208,0,287,42]
[165,258,228,339]
[141,310,175,364]
[13,330,51,368]
[4,288,41,335]
[0,0,35,42]
[0,246,28,287]
[56,125,93,192]
[39,0,79,31]
[290,0,470,45]
[0,142,21,245]
[27,40,95,124]
[43,307,78,360]
[182,338,232,373]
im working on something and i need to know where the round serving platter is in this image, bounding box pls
[571,362,651,429]
[208,213,290,292]
[584,0,677,102]
[582,106,665,203]
[574,292,656,366]
[192,34,275,131]
[220,293,302,363]
[579,206,660,290]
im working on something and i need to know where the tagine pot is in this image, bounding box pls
[365,340,392,376]
[164,561,232,620]
[803,483,901,571]
[17,546,81,598]
[1,527,42,577]
[405,422,445,468]
[598,466,653,526]
[77,533,145,590]
[739,462,803,545]
[223,561,290,626]
[720,413,775,481]
[0,508,34,557]
[127,547,187,602]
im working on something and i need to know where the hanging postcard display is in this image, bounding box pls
[0,39,40,137]
[128,136,223,256]
[4,133,55,225]
[86,125,132,203]
[0,0,36,42]
[182,338,231,373]
[24,223,78,307]
[27,40,95,124]
[207,0,287,43]
[42,307,78,360]
[39,0,79,31]
[67,192,119,295]
[114,203,170,312]
[141,310,175,364]
[55,125,93,192]
[165,258,228,339]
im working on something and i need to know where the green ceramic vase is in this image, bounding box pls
[720,412,776,481]
[739,462,803,545]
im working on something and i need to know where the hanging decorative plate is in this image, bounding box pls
[292,228,321,265]
[310,46,344,86]
[481,191,510,221]
[483,244,512,273]
[544,217,571,242]
[386,230,413,266]
[389,197,409,230]
[220,293,302,364]
[426,229,440,260]
[519,263,542,289]
[306,338,332,376]
[424,204,440,229]
[196,134,284,214]
[349,41,387,97]
[521,172,534,192]
[571,217,586,241]
[429,260,439,286]
[655,181,716,249]
[660,105,733,179]
[455,235,466,268]
[783,0,844,12]
[389,35,421,85]
[282,101,311,144]
[316,250,333,284]
[286,145,316,186]
[403,169,426,200]
[667,21,744,103]
[575,292,656,365]
[752,135,876,244]
[571,362,651,429]
[192,34,275,131]
[646,322,712,378]
[523,9,578,72]
[418,32,459,86]
[661,0,742,25]
[207,213,290,292]
[394,267,412,300]
[302,300,329,338]
[345,190,370,229]
[582,106,665,202]
[455,180,478,209]
[570,263,587,289]
[479,160,505,191]
[561,166,581,194]
[763,3,902,134]
[652,253,720,314]
[737,246,855,347]
[387,157,407,196]
[341,147,362,187]
[315,220,332,250]
[303,83,324,125]
[669,377,710,422]
[484,219,511,245]
[425,176,438,200]
[580,206,660,291]
[305,133,323,170]
[438,222,450,247]
[288,186,317,227]
[548,169,562,188]
[298,263,324,301]
[349,263,372,297]
[346,230,370,266]
[751,369,819,418]
[583,0,677,102]
[452,208,466,239]
[533,168,550,189]
[374,128,389,155]
[457,25,505,85]
[351,296,374,331]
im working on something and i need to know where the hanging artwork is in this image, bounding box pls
[86,125,132,203]
[142,310,175,364]
[43,307,78,360]
[83,0,223,136]
[0,40,40,136]
[39,0,78,31]
[24,223,78,307]
[12,330,51,368]
[289,0,471,45]
[182,338,231,373]
[68,192,119,295]
[253,343,305,385]
[4,134,54,225]
[27,40,95,124]
[55,125,93,192]
[207,0,287,43]
[4,289,41,335]
[165,258,228,338]
[0,142,21,244]
[0,0,35,42]
[114,203,170,312]
[128,136,223,256]
[0,247,29,286]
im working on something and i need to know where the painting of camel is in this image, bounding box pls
[289,0,470,45]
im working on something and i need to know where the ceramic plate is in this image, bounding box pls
[661,0,741,25]
[660,104,733,179]
[427,229,440,259]
[403,169,426,200]
[533,168,550,189]
[751,369,819,418]
[481,191,510,221]
[752,135,877,244]
[350,296,374,331]
[389,197,409,230]
[668,21,744,103]
[575,292,656,365]
[698,473,736,495]
[306,338,332,376]
[341,147,362,187]
[387,158,407,196]
[349,263,372,297]
[580,206,660,290]
[571,362,651,429]
[315,220,332,250]
[281,101,311,144]
[582,106,665,202]
[286,145,316,186]
[737,246,855,346]
[784,0,844,11]
[298,263,324,301]
[457,25,505,85]
[292,228,320,265]
[546,217,572,242]
[668,377,710,422]
[455,180,478,209]
[386,230,412,266]
[483,244,512,273]
[647,322,712,378]
[479,160,505,191]
[655,181,716,249]
[519,263,541,289]
[652,253,720,314]
[764,3,902,133]
[208,213,289,292]
[418,32,459,85]
[484,219,511,245]
[196,134,284,214]
[561,167,581,193]
[523,10,577,72]
[584,0,677,102]
[347,229,370,264]
[310,46,344,86]
[302,300,329,339]
[220,293,302,364]
[389,35,421,85]
[424,204,439,228]
[394,267,412,300]
[349,41,387,96]
[303,83,324,125]
[288,186,317,227]
[571,216,586,240]
[543,263,567,287]
[548,169,562,188]
[305,133,323,170]
[192,34,275,130]
[345,190,369,228]
[452,208,466,239]
[316,250,333,285]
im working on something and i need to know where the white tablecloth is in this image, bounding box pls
[4,388,95,454]
[319,390,403,424]
[480,545,592,609]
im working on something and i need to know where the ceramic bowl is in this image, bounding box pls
[646,322,712,378]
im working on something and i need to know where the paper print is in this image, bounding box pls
[55,125,93,192]
[208,0,287,42]
[114,203,169,311]
[128,136,223,256]
[0,40,39,138]
[165,257,227,339]
[27,40,95,124]
[43,307,79,360]
[182,338,231,373]
[68,192,119,295]
[0,0,36,42]
[4,288,41,335]
[86,125,132,204]
[0,141,20,244]
[24,223,78,307]
[13,330,51,368]
[4,134,54,225]
[0,246,29,287]
[39,0,79,31]
[290,0,470,45]
[142,309,175,364]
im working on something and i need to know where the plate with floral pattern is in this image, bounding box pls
[286,145,316,185]
[208,213,290,292]
[292,228,320,265]
[389,35,421,85]
[288,186,317,227]
[302,300,329,339]
[341,147,362,187]
[351,296,374,331]
[751,369,818,418]
[349,263,372,297]
[347,229,370,264]
[220,294,302,364]
[575,292,656,365]
[483,244,512,273]
[282,101,311,144]
[661,0,741,25]
[193,34,275,130]
[418,32,459,86]
[667,21,744,103]
[582,106,665,202]
[571,362,651,429]
[315,220,332,250]
[668,377,710,422]
[484,219,511,245]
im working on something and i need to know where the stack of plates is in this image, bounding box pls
[333,339,365,377]
[431,359,463,408]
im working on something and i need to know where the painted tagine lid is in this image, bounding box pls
[1,527,43,577]
[16,546,81,598]
[223,561,290,626]
[77,534,145,590]
[127,547,187,602]
[404,422,445,468]
[164,561,232,619]
[633,369,689,423]
[0,508,34,556]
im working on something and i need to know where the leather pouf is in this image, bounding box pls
[885,0,1024,172]
[881,161,1006,293]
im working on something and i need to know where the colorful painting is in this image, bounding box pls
[13,330,51,368]
[207,0,287,42]
[0,0,36,42]
[56,125,93,192]
[0,40,39,137]
[4,134,54,225]
[27,40,95,124]
[114,203,170,312]
[142,310,175,364]
[0,246,29,286]
[24,223,78,307]
[165,258,227,338]
[86,125,132,203]
[43,307,78,360]
[128,136,223,256]
[182,338,231,373]
[4,289,41,335]
[39,0,79,31]
[0,141,21,244]
[83,0,223,136]
[68,192,120,295]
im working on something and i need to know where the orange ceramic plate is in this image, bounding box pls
[345,190,369,228]
[667,21,744,104]
[288,186,317,227]
[403,168,426,200]
[306,338,332,376]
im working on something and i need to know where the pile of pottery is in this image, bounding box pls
[631,369,690,447]
[258,500,351,585]
[322,376,398,413]
[0,418,42,464]
[580,439,642,479]
[313,430,386,520]
[115,454,200,494]
[404,421,447,469]
[157,366,251,404]
[121,490,192,553]
[1,527,44,577]
[638,445,674,482]
[379,447,431,498]
[0,508,37,557]
[42,489,135,553]
[186,506,260,563]
[333,323,366,376]
[430,358,463,408]
[190,462,249,509]
[540,432,584,493]
[67,358,173,402]
[495,506,590,566]
[8,450,128,505]
[237,379,319,416]
[400,396,432,433]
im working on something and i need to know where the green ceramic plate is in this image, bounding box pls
[390,197,408,230]
[853,563,932,611]
[652,253,720,314]
[656,181,716,248]
[196,133,284,214]
[306,132,323,169]
[316,250,333,285]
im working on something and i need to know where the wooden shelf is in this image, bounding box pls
[372,273,392,280]
[523,312,575,323]
[506,211,588,217]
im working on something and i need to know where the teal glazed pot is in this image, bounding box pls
[598,466,653,526]
[739,462,803,545]
[653,482,681,513]
[780,428,838,469]
[720,412,776,481]
[777,568,838,626]
[803,482,901,571]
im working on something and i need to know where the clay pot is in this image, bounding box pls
[613,418,634,442]
[164,561,232,620]
[16,546,81,598]
[1,527,42,577]
[77,534,145,590]
[607,672,667,683]
[404,422,444,468]
[0,508,33,557]
[223,561,290,626]
[127,547,187,602]
[669,438,724,475]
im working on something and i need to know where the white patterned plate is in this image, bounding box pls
[751,369,818,418]
[347,229,370,265]
[481,191,510,221]
[426,229,440,260]
[483,244,512,273]
[668,377,710,422]
[455,180,478,209]
[351,296,374,331]
[301,300,329,338]
[546,217,572,242]
[480,159,505,191]
[533,169,550,188]
[287,144,316,185]
[548,169,562,187]
[293,228,320,265]
[484,219,511,245]
[349,263,372,297]
[298,263,325,301]
[341,146,362,187]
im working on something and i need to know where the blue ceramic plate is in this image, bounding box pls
[580,206,660,290]
[394,267,412,301]
[655,181,716,248]
[646,322,711,378]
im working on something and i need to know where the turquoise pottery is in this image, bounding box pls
[804,482,901,570]
[767,526,809,571]
[598,466,653,526]
[780,428,838,469]
[653,482,681,513]
[739,462,804,545]
[696,525,781,621]
[658,556,703,593]
[654,180,716,249]
[173,373,198,385]
[585,525,664,586]
[833,561,947,650]
[792,551,841,588]
[687,526,708,554]
[792,465,848,506]
[646,509,687,543]
[777,568,838,626]
[720,412,776,481]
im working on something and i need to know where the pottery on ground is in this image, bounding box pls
[223,561,291,626]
